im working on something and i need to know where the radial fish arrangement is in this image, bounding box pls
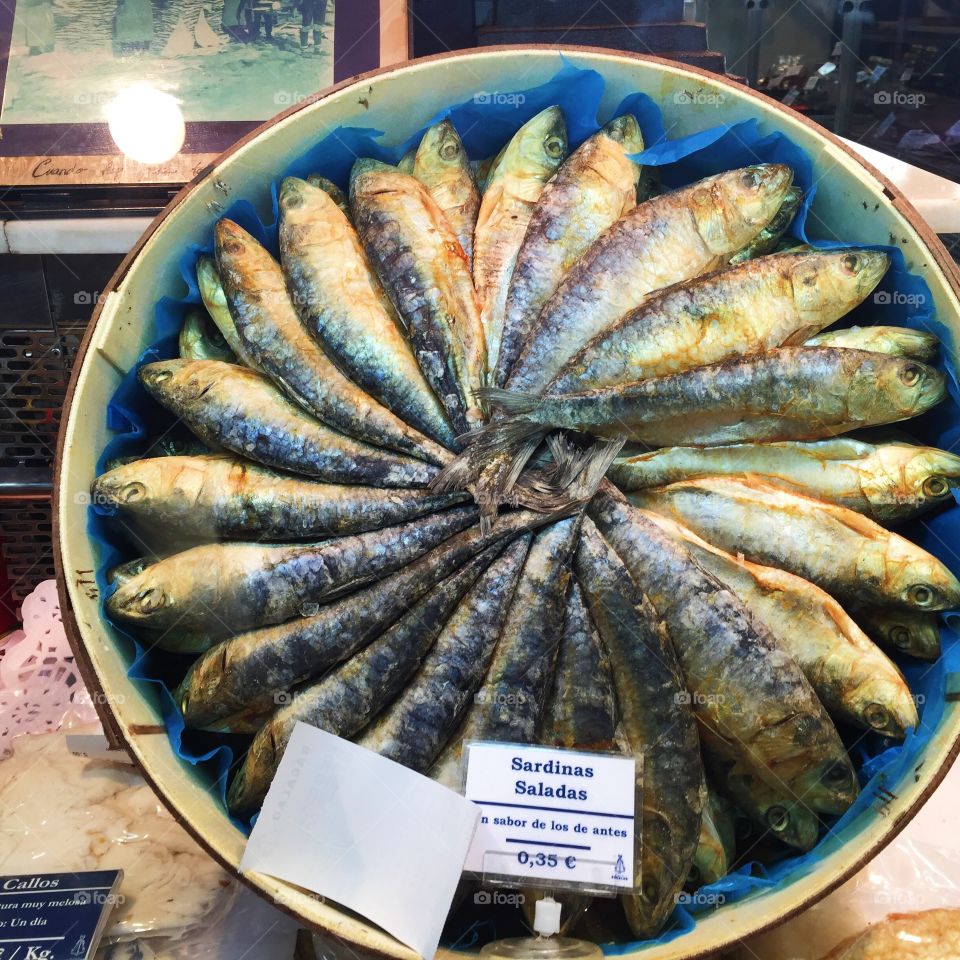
[92,104,958,944]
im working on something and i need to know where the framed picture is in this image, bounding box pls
[0,0,409,186]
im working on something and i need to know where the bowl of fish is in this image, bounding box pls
[55,46,960,960]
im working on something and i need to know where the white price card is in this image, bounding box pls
[462,742,636,893]
[241,723,480,960]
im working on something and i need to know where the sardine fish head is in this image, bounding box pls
[695,164,793,256]
[601,113,645,154]
[849,676,919,739]
[789,249,890,322]
[417,120,465,171]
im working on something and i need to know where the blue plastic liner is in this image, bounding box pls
[87,61,960,949]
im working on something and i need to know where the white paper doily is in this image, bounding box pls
[0,578,100,758]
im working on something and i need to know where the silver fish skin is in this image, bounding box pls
[631,476,960,612]
[215,218,451,467]
[412,120,480,266]
[453,517,581,744]
[493,114,643,387]
[351,165,485,433]
[609,438,960,522]
[589,483,858,819]
[506,163,795,393]
[356,535,531,770]
[227,547,501,815]
[106,504,478,638]
[521,579,618,935]
[278,178,457,450]
[806,324,940,361]
[539,580,617,752]
[91,455,466,544]
[474,106,568,377]
[179,308,236,363]
[548,249,890,394]
[138,359,436,489]
[480,347,945,448]
[576,518,704,938]
[179,509,561,727]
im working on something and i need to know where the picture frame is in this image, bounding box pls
[0,0,409,186]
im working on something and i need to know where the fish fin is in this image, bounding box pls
[474,386,543,417]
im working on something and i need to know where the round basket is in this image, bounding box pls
[54,46,960,960]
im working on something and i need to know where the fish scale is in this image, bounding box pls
[588,483,857,819]
[226,545,504,815]
[576,517,704,938]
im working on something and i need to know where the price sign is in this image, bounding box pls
[462,743,637,893]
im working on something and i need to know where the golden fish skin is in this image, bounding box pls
[91,454,466,544]
[179,308,236,363]
[473,106,568,377]
[139,359,437,488]
[642,508,918,739]
[352,165,486,431]
[216,218,451,467]
[691,786,734,887]
[576,518,704,938]
[278,178,457,450]
[305,173,351,218]
[494,115,644,387]
[806,324,940,362]
[482,347,945,447]
[851,607,941,661]
[413,120,480,267]
[506,163,795,393]
[631,476,960,612]
[610,438,960,522]
[550,249,890,394]
[589,483,857,818]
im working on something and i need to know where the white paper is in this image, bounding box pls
[240,723,480,960]
[462,742,636,891]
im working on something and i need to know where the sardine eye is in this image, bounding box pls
[741,169,761,189]
[151,369,172,383]
[909,584,935,607]
[222,238,244,256]
[899,363,922,386]
[641,879,659,903]
[922,476,950,499]
[823,762,852,786]
[890,625,912,649]
[864,702,890,731]
[841,253,860,274]
[121,482,146,503]
[544,136,564,159]
[765,805,789,832]
[281,191,303,210]
[440,141,459,161]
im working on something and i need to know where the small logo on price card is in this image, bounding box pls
[461,742,637,894]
